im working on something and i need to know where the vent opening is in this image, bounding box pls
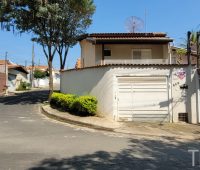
[178,113,188,123]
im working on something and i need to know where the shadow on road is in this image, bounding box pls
[29,137,199,170]
[0,90,49,105]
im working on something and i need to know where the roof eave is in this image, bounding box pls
[94,39,173,44]
[9,66,28,74]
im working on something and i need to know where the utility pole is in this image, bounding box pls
[196,32,200,69]
[5,52,8,95]
[31,43,35,88]
[187,31,191,65]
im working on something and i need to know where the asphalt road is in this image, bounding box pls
[0,90,199,170]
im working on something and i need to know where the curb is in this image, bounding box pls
[40,105,199,140]
[41,106,115,132]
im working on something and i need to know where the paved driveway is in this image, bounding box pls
[0,90,199,170]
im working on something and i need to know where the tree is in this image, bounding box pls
[34,69,48,79]
[0,0,95,100]
[54,0,95,70]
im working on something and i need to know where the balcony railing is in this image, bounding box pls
[97,59,171,65]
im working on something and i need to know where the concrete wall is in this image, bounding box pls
[0,65,5,73]
[33,72,60,90]
[0,65,6,94]
[80,40,96,67]
[61,65,199,123]
[61,67,113,118]
[80,40,169,67]
[171,50,197,65]
[0,73,6,94]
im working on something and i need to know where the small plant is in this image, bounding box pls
[50,92,97,116]
[16,81,31,91]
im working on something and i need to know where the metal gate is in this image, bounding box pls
[117,76,169,122]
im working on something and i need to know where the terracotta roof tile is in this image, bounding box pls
[79,32,173,43]
[26,65,48,70]
[8,65,28,74]
[0,60,28,74]
[0,60,11,65]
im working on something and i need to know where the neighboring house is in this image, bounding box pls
[0,60,28,92]
[0,64,6,94]
[26,65,60,89]
[170,46,198,65]
[60,33,200,124]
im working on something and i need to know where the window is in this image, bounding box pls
[132,49,152,59]
[104,49,111,56]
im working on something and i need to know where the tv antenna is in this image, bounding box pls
[125,16,144,33]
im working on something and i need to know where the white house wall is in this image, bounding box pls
[61,66,198,123]
[61,67,114,118]
[80,40,96,67]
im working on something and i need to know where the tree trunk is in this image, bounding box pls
[48,60,53,102]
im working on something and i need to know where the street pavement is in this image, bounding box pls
[0,90,199,170]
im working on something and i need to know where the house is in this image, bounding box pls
[60,33,200,124]
[26,65,60,89]
[0,60,29,92]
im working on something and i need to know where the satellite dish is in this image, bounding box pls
[125,16,144,33]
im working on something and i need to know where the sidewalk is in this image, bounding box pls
[41,105,200,140]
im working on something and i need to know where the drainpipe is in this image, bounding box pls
[186,31,193,123]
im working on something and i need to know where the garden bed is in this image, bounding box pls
[50,92,98,117]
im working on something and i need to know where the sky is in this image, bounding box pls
[0,0,200,69]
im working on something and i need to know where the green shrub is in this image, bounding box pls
[50,92,76,110]
[71,96,97,116]
[50,92,97,116]
[16,81,31,91]
[50,92,62,106]
[60,94,76,111]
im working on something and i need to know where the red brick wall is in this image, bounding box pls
[0,73,6,94]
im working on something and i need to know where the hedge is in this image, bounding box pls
[50,92,97,116]
[71,96,97,116]
[50,92,76,111]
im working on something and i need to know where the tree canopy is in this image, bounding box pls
[34,69,48,79]
[0,0,95,100]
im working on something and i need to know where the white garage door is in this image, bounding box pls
[117,76,169,122]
